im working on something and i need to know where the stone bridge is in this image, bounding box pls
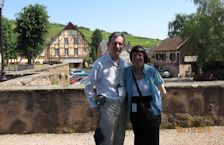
[0,64,223,134]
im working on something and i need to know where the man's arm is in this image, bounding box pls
[84,69,98,108]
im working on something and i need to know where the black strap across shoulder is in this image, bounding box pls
[131,70,153,102]
[131,70,143,97]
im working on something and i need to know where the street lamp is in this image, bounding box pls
[0,0,6,82]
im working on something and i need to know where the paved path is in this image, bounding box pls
[0,126,223,145]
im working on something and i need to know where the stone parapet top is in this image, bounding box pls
[0,72,68,87]
[165,81,224,88]
[7,63,69,75]
[0,63,70,87]
[0,84,82,91]
[0,81,224,91]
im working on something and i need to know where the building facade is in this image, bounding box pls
[40,22,90,67]
[153,37,197,77]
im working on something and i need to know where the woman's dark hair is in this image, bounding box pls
[108,32,125,44]
[130,45,148,63]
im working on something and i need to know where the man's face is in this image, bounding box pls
[107,36,125,58]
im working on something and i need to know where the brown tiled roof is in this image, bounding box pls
[63,22,78,30]
[154,37,186,52]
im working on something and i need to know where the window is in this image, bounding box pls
[64,38,68,44]
[74,48,78,55]
[161,54,166,61]
[170,53,176,61]
[55,48,59,56]
[155,53,159,60]
[156,53,167,61]
[74,37,82,44]
[74,37,78,44]
[65,49,69,55]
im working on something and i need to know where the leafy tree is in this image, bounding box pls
[83,56,93,68]
[168,0,224,71]
[15,4,49,64]
[168,14,193,38]
[90,29,102,62]
[2,17,16,63]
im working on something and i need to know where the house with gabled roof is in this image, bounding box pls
[153,37,197,77]
[39,22,90,67]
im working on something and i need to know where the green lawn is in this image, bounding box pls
[12,21,161,48]
[47,23,161,48]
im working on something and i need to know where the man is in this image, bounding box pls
[85,32,127,145]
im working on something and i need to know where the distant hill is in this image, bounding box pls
[48,23,161,48]
[11,21,161,48]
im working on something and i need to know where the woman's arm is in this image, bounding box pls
[159,84,167,101]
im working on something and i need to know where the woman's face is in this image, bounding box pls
[132,52,144,68]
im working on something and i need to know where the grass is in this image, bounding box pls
[47,23,64,42]
[47,23,161,48]
[12,21,161,48]
[11,20,161,48]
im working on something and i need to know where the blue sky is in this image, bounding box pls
[3,0,196,40]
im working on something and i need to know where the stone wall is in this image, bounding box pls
[0,86,94,134]
[0,81,223,134]
[1,63,70,86]
[163,81,224,117]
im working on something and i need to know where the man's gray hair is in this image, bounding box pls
[108,32,125,44]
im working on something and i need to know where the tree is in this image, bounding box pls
[90,29,102,62]
[168,14,193,38]
[15,4,49,64]
[83,56,93,68]
[2,17,16,63]
[168,0,224,71]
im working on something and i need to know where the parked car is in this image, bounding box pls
[160,70,171,78]
[70,69,86,76]
[70,69,87,78]
[74,77,88,85]
[70,76,86,84]
[155,66,171,78]
[70,74,80,79]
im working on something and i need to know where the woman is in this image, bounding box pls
[124,45,167,145]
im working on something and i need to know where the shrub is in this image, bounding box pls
[214,116,224,126]
[173,113,192,128]
[191,116,206,127]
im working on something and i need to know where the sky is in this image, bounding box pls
[3,0,197,40]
